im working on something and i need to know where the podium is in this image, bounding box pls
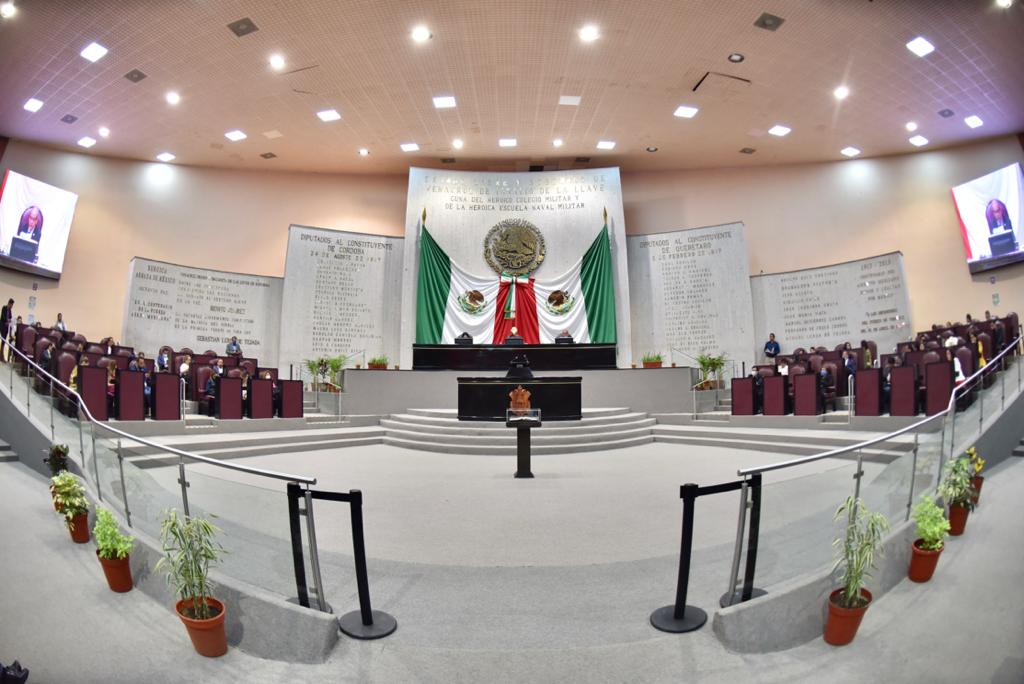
[793,374,820,415]
[889,367,918,416]
[152,372,181,421]
[247,378,274,418]
[78,366,109,421]
[115,370,145,421]
[278,380,303,418]
[989,230,1017,257]
[855,369,882,416]
[924,362,954,416]
[214,376,243,419]
[10,236,39,262]
[762,376,787,415]
[731,377,755,415]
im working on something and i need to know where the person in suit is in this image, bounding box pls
[0,298,13,362]
[204,372,217,399]
[881,357,897,413]
[818,366,835,410]
[504,327,524,345]
[128,351,146,372]
[555,329,574,344]
[212,358,225,376]
[40,340,55,368]
[16,206,43,242]
[763,333,780,360]
[777,358,790,376]
[53,313,67,332]
[842,350,857,391]
[226,336,243,357]
[156,347,171,372]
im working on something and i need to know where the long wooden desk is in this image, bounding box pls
[414,344,616,370]
[457,377,582,421]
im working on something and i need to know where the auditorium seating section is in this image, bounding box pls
[737,313,1019,418]
[11,322,299,422]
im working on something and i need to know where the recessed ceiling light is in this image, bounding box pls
[596,140,616,150]
[411,25,432,42]
[452,138,464,149]
[673,105,699,118]
[316,109,341,122]
[358,148,369,156]
[908,135,929,147]
[552,138,564,148]
[906,36,935,57]
[77,137,97,148]
[739,147,756,154]
[833,85,850,100]
[905,121,918,132]
[268,53,285,70]
[156,152,176,162]
[840,146,861,157]
[578,25,600,42]
[80,42,108,62]
[728,52,745,63]
[964,115,983,129]
[768,124,792,137]
[263,130,283,139]
[400,142,420,152]
[260,152,277,159]
[433,95,456,109]
[938,108,955,118]
[98,126,110,138]
[60,114,78,124]
[996,0,1012,8]
[646,146,658,153]
[498,138,517,148]
[559,95,581,106]
[224,129,247,141]
[23,97,43,112]
[165,91,180,105]
[0,2,17,19]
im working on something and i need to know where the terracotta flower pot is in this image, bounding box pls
[97,551,133,592]
[68,512,90,543]
[642,361,663,368]
[948,504,969,536]
[176,597,228,657]
[971,475,984,505]
[908,539,943,582]
[368,363,387,370]
[824,588,872,646]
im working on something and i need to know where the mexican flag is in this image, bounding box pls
[415,217,616,345]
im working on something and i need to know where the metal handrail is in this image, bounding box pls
[738,333,1022,476]
[6,344,316,484]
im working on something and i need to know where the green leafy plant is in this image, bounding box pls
[938,455,976,510]
[696,352,728,379]
[327,354,350,386]
[911,495,950,551]
[51,472,89,529]
[641,352,663,363]
[44,443,70,477]
[832,495,889,608]
[368,355,389,367]
[303,358,319,379]
[93,507,134,560]
[156,509,226,620]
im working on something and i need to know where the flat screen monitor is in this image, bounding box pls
[951,162,1023,274]
[0,169,79,279]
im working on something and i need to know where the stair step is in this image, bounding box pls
[387,411,650,429]
[380,416,656,436]
[382,434,653,456]
[404,407,632,419]
[382,425,652,447]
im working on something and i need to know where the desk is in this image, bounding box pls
[247,378,274,418]
[890,367,918,416]
[414,344,615,370]
[115,370,145,421]
[457,377,582,421]
[78,366,108,421]
[924,362,953,416]
[793,374,820,415]
[278,380,303,418]
[215,376,243,419]
[731,377,755,415]
[762,375,787,415]
[152,373,181,421]
[855,369,882,416]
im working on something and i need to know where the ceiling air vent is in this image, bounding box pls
[574,157,591,163]
[440,158,456,164]
[227,17,259,37]
[260,152,277,159]
[938,108,954,118]
[124,69,147,83]
[739,147,756,154]
[754,12,785,31]
[60,114,78,124]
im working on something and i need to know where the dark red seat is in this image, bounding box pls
[807,354,824,373]
[195,366,216,416]
[821,362,839,411]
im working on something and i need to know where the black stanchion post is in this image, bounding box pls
[741,473,767,602]
[650,483,708,633]
[286,483,310,608]
[337,489,398,640]
[515,426,534,478]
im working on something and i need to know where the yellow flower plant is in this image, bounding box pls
[966,446,985,476]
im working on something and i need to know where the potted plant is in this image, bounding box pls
[696,353,728,389]
[823,495,889,645]
[327,354,346,391]
[966,446,985,505]
[52,472,90,544]
[640,352,663,368]
[93,507,135,592]
[303,358,319,391]
[908,495,950,582]
[45,444,70,509]
[156,509,228,657]
[368,355,389,370]
[938,455,976,536]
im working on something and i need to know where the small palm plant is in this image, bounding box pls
[156,509,225,620]
[832,496,889,608]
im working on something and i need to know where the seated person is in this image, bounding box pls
[881,357,897,413]
[818,366,834,408]
[763,333,780,359]
[226,336,243,357]
[70,356,89,392]
[946,348,965,385]
[777,358,790,376]
[178,354,192,376]
[860,340,873,368]
[969,332,987,367]
[212,358,226,376]
[105,363,117,406]
[504,326,524,345]
[40,340,56,368]
[142,371,153,415]
[128,351,146,372]
[555,329,574,344]
[943,335,959,348]
[239,369,251,401]
[156,347,171,372]
[54,312,67,332]
[204,372,217,399]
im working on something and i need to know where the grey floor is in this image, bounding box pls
[2,447,1023,683]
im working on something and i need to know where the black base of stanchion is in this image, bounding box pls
[514,471,534,478]
[649,604,707,633]
[338,610,398,640]
[718,587,768,608]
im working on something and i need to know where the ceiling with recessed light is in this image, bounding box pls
[0,0,1021,174]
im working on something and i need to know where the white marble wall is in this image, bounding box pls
[750,251,912,360]
[122,257,282,362]
[398,167,632,368]
[627,222,755,371]
[278,225,404,375]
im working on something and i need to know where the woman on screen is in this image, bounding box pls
[16,206,43,242]
[985,199,1012,234]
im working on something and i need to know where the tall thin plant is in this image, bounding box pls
[156,509,225,620]
[832,496,889,608]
